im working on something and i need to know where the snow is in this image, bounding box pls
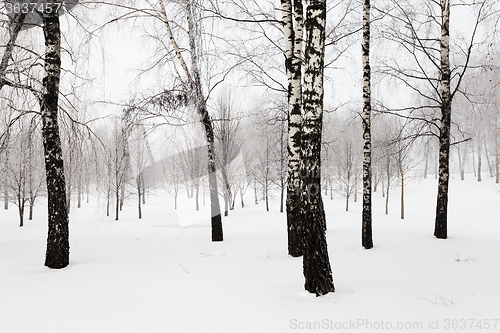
[1,175,499,332]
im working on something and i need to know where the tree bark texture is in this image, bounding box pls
[361,0,373,249]
[301,0,334,296]
[42,11,70,269]
[282,0,305,257]
[434,0,451,240]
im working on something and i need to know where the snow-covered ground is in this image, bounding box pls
[1,175,499,332]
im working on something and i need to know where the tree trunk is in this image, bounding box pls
[362,0,373,249]
[195,185,199,211]
[4,182,8,210]
[77,177,81,208]
[185,1,222,242]
[265,185,269,212]
[457,146,465,181]
[485,143,494,178]
[106,190,110,217]
[280,180,284,213]
[240,189,245,208]
[42,12,70,269]
[119,185,125,211]
[301,0,334,296]
[424,145,429,179]
[477,143,482,182]
[137,177,142,219]
[115,188,119,220]
[66,179,71,214]
[282,0,305,258]
[345,195,349,211]
[29,201,34,220]
[141,178,146,204]
[253,177,258,204]
[434,0,451,240]
[400,172,404,220]
[385,176,390,215]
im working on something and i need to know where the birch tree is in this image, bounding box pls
[378,0,491,239]
[362,0,373,249]
[299,0,334,296]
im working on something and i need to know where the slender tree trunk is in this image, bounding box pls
[77,177,81,208]
[141,178,146,204]
[106,189,110,217]
[195,185,199,211]
[435,152,438,180]
[385,174,390,215]
[477,143,482,182]
[381,176,385,198]
[400,172,404,220]
[137,177,142,219]
[42,12,70,269]
[184,1,222,241]
[472,145,477,178]
[29,200,34,220]
[4,182,8,210]
[265,184,269,212]
[66,179,71,214]
[434,0,451,239]
[240,189,244,208]
[119,185,124,211]
[280,180,284,213]
[282,0,305,257]
[485,143,494,178]
[362,0,373,249]
[457,146,465,180]
[424,146,429,179]
[301,0,334,296]
[115,188,119,220]
[254,177,258,204]
[345,195,349,211]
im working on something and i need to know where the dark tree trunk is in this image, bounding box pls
[434,0,451,240]
[29,200,34,220]
[42,12,69,269]
[361,0,373,249]
[115,188,119,220]
[301,0,334,296]
[280,180,284,213]
[400,173,404,220]
[265,185,269,212]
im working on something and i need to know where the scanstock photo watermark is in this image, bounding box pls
[289,318,500,330]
